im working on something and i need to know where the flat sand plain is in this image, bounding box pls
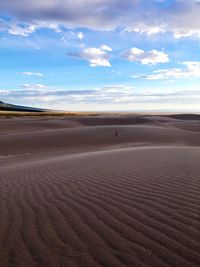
[0,114,200,267]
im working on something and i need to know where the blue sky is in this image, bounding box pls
[0,0,200,111]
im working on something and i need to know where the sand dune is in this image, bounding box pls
[1,123,200,156]
[0,115,200,266]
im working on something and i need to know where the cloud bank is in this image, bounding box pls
[1,0,200,38]
[134,61,200,80]
[1,84,200,111]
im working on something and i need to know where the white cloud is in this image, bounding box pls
[19,72,44,77]
[122,47,169,65]
[173,30,200,39]
[21,84,51,89]
[129,26,200,39]
[134,61,200,80]
[0,18,62,36]
[70,45,112,67]
[124,24,166,36]
[100,44,112,52]
[77,32,84,40]
[8,22,37,36]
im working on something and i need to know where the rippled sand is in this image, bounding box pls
[0,115,200,267]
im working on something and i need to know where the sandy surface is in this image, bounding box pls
[0,115,200,267]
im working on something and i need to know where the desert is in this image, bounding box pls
[0,114,200,266]
[2,0,200,266]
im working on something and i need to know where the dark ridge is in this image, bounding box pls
[166,114,200,120]
[75,116,151,126]
[0,101,46,112]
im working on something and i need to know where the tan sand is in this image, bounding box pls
[0,115,200,266]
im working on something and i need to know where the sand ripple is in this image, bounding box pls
[1,147,200,266]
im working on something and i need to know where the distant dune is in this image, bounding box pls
[0,115,200,266]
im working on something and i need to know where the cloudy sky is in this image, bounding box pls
[1,0,200,111]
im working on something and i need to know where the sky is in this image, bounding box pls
[0,0,200,112]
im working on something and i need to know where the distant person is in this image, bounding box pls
[115,130,118,137]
